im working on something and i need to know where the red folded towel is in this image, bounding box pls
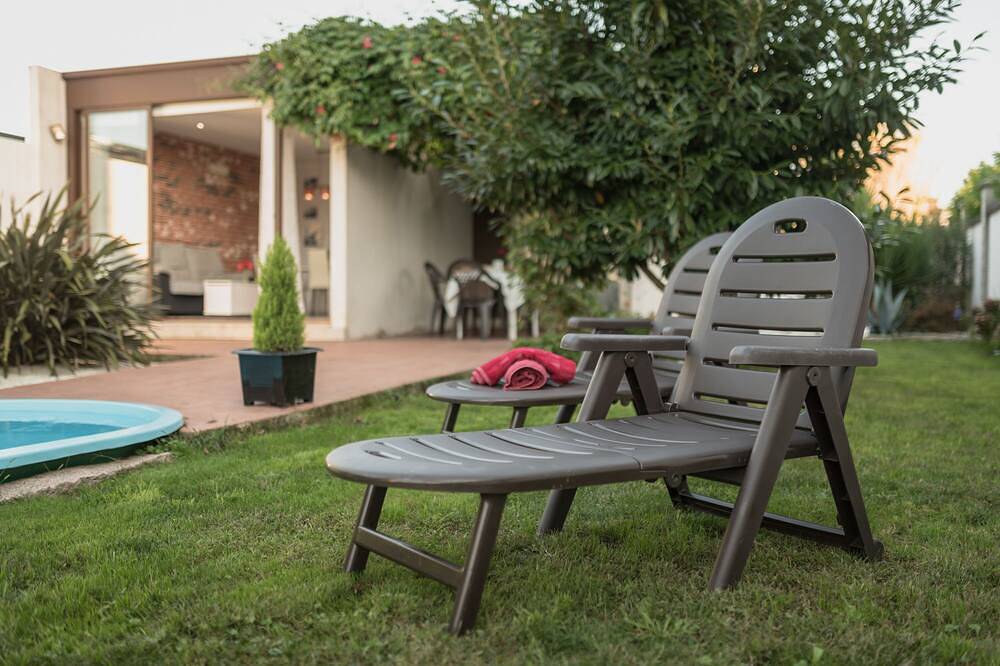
[470,347,576,387]
[503,359,549,391]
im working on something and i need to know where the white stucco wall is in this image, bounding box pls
[0,135,32,210]
[332,142,473,339]
[0,66,67,215]
[28,66,68,197]
[989,208,1000,302]
[618,267,667,319]
[969,222,985,308]
[969,208,1000,308]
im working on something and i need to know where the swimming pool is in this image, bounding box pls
[0,400,183,482]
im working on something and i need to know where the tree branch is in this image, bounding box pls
[639,261,665,291]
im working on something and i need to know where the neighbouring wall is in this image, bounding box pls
[0,136,32,210]
[335,143,473,338]
[152,132,259,271]
[0,67,67,212]
[990,207,1000,303]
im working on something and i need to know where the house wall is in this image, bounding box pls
[333,142,473,339]
[0,136,32,211]
[968,221,984,308]
[989,207,1000,303]
[28,66,68,198]
[152,132,259,271]
[0,67,67,212]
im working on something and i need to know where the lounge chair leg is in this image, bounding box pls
[806,367,883,560]
[450,493,507,635]
[344,485,388,574]
[554,403,576,423]
[708,366,809,590]
[538,351,632,536]
[537,488,577,535]
[441,403,461,433]
[509,407,528,428]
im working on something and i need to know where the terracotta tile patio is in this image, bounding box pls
[0,337,510,432]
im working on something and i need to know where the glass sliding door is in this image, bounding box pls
[85,109,151,284]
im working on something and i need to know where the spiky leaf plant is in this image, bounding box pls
[252,236,304,352]
[0,190,158,376]
[868,281,908,335]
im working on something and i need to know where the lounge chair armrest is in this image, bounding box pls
[729,346,878,367]
[661,325,693,337]
[561,333,689,353]
[567,316,653,331]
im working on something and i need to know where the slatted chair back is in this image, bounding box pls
[648,232,732,378]
[447,259,498,306]
[425,261,446,303]
[671,197,873,428]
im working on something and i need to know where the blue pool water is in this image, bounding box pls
[0,400,183,480]
[1,421,119,448]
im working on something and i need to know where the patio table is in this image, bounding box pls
[443,260,539,340]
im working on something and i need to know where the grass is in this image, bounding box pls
[1,341,997,664]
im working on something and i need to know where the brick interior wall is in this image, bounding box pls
[152,132,259,271]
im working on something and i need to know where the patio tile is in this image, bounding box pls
[0,337,510,433]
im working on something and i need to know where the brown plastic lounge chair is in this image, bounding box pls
[426,232,732,432]
[326,197,883,635]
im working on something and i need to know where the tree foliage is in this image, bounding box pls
[0,191,157,376]
[243,0,969,307]
[854,189,968,331]
[253,237,305,352]
[949,152,1000,224]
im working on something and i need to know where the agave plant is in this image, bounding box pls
[0,190,159,376]
[868,280,908,335]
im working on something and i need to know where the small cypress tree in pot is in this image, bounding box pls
[234,237,319,406]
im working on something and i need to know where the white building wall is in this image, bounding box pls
[0,136,33,211]
[338,143,473,339]
[27,66,68,198]
[618,267,667,319]
[989,208,1000,302]
[968,222,984,308]
[0,67,67,215]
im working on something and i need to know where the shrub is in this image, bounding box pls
[245,3,971,303]
[972,300,1000,347]
[868,281,908,335]
[252,236,304,351]
[856,191,969,332]
[903,294,963,332]
[0,191,157,376]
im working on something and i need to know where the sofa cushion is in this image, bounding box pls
[186,246,226,279]
[169,278,206,296]
[154,242,192,275]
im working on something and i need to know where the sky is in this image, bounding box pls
[1,0,998,207]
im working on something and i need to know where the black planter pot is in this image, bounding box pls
[234,348,321,407]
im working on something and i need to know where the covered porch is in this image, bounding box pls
[63,57,476,342]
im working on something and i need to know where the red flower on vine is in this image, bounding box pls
[362,36,373,49]
[437,66,447,75]
[387,133,399,150]
[411,55,423,65]
[316,104,327,116]
[275,62,285,71]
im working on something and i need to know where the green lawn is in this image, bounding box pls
[1,341,997,664]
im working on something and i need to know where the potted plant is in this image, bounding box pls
[234,237,319,406]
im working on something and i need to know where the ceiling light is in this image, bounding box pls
[195,122,205,130]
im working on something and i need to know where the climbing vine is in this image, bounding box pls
[243,1,971,315]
